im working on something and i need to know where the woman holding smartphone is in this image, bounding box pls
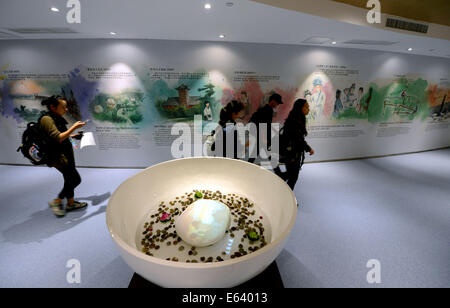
[40,95,87,217]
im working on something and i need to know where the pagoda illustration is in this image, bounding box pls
[162,84,201,110]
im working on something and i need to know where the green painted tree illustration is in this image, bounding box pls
[198,83,215,104]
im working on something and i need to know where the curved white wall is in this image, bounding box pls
[0,39,449,167]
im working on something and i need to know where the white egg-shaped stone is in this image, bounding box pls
[175,199,231,247]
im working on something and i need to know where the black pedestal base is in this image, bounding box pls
[128,261,284,288]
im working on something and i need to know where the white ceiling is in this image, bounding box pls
[0,0,449,58]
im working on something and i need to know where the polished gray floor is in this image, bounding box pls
[0,149,449,288]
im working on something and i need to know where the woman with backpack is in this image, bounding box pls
[40,95,87,217]
[275,98,314,191]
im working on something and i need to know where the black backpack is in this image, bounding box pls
[17,116,59,165]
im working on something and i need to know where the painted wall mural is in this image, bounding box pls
[1,78,81,123]
[0,40,449,167]
[428,81,450,120]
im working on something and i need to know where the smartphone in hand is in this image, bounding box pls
[73,131,84,140]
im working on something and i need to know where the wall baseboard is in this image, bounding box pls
[2,146,449,169]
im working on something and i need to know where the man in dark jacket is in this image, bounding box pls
[248,93,283,163]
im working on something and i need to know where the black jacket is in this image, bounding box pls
[250,104,273,126]
[249,104,274,149]
[279,118,311,163]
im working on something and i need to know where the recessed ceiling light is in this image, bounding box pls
[110,32,117,35]
[50,7,59,12]
[332,41,337,45]
[204,3,211,9]
[408,48,413,51]
[219,34,225,38]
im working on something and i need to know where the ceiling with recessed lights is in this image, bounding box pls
[0,0,448,59]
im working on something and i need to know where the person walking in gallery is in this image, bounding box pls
[274,98,314,191]
[210,100,245,159]
[40,95,87,217]
[203,101,213,121]
[247,93,283,163]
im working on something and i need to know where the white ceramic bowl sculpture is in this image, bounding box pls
[106,157,297,288]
